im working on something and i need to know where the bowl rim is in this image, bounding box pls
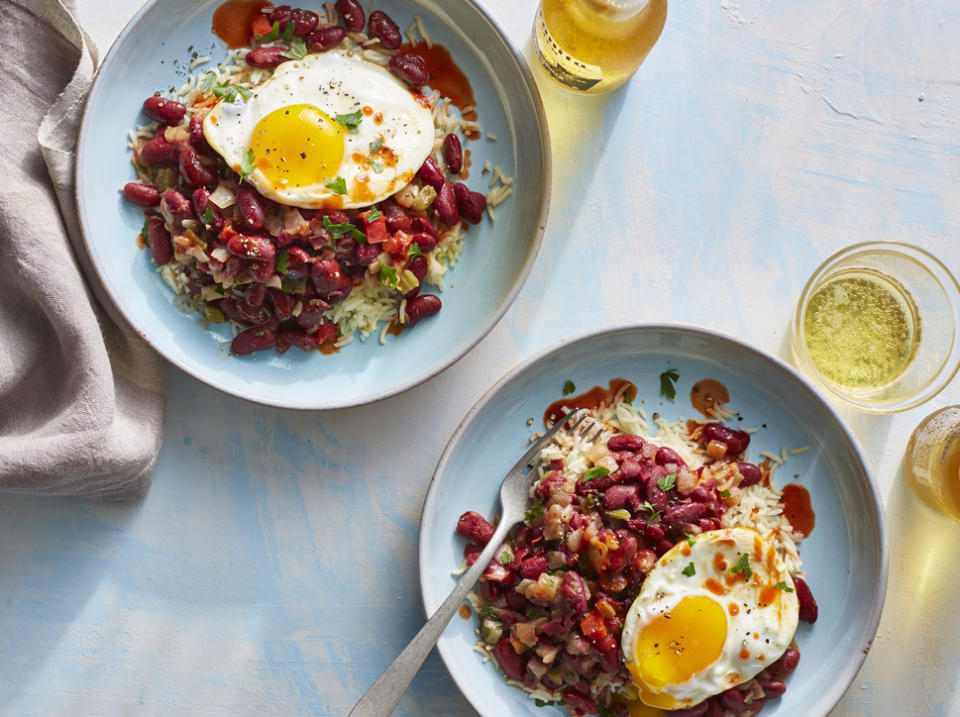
[74,0,552,410]
[791,240,960,414]
[418,321,889,717]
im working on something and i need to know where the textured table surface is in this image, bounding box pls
[4,0,960,714]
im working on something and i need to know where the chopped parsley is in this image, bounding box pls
[657,473,677,492]
[335,109,363,131]
[719,489,732,499]
[407,242,423,257]
[369,158,384,173]
[562,380,576,396]
[285,35,307,60]
[774,581,794,593]
[379,264,398,288]
[212,82,252,103]
[682,562,696,577]
[642,501,662,520]
[256,20,281,42]
[525,606,546,620]
[323,176,347,195]
[684,531,697,546]
[582,466,610,483]
[498,546,514,565]
[281,20,296,43]
[660,368,679,401]
[623,392,633,405]
[366,206,382,223]
[731,553,753,579]
[239,149,256,180]
[369,136,383,154]
[321,215,365,241]
[524,500,545,523]
[275,249,290,276]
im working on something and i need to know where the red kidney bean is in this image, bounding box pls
[334,0,365,31]
[416,156,445,191]
[191,188,224,230]
[406,231,435,255]
[702,422,751,455]
[655,446,687,468]
[306,24,346,50]
[561,690,598,716]
[143,95,186,124]
[560,571,589,615]
[766,646,800,677]
[189,112,211,153]
[232,327,276,355]
[663,502,707,530]
[456,511,494,545]
[493,638,525,682]
[504,590,526,613]
[738,461,762,487]
[379,199,412,233]
[452,182,486,224]
[141,137,179,164]
[696,517,719,532]
[296,298,331,331]
[617,458,642,482]
[704,701,725,717]
[690,486,715,503]
[759,679,787,697]
[123,182,160,207]
[632,548,657,574]
[518,554,547,580]
[236,186,266,229]
[402,255,428,300]
[645,476,668,512]
[367,10,401,49]
[670,704,710,717]
[794,576,819,623]
[276,327,316,352]
[227,234,275,262]
[162,189,194,223]
[354,243,380,267]
[269,4,294,26]
[433,181,459,226]
[411,216,437,238]
[719,689,751,712]
[179,145,216,188]
[405,294,442,326]
[388,53,430,87]
[251,256,275,283]
[604,484,639,511]
[654,538,674,555]
[442,133,463,173]
[311,258,351,300]
[638,521,665,542]
[268,289,296,321]
[246,46,292,68]
[283,245,312,278]
[608,434,644,452]
[608,535,638,574]
[146,217,173,265]
[242,282,266,308]
[289,8,319,34]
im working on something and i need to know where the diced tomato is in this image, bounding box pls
[384,230,412,257]
[579,609,608,643]
[251,14,273,38]
[362,216,388,244]
[595,635,617,654]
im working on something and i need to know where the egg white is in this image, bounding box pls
[203,50,435,208]
[621,527,800,710]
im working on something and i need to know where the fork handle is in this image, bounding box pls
[348,517,514,717]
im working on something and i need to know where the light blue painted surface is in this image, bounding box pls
[3,0,960,715]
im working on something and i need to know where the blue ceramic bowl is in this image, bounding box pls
[76,0,549,409]
[419,324,887,717]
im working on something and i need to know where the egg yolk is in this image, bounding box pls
[249,104,343,189]
[629,595,727,704]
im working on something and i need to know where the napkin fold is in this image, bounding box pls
[0,0,166,500]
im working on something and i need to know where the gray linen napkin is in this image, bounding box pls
[0,0,166,500]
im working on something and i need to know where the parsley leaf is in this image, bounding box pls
[407,242,423,257]
[582,466,610,483]
[524,500,545,523]
[321,215,365,241]
[684,531,697,546]
[774,581,794,592]
[198,71,217,93]
[324,176,347,195]
[642,501,662,520]
[534,699,556,708]
[682,562,696,577]
[366,206,382,223]
[731,553,753,579]
[525,606,546,620]
[379,263,398,288]
[660,368,679,401]
[276,249,290,276]
[719,489,731,499]
[657,473,677,492]
[257,20,280,42]
[281,20,295,43]
[203,205,214,225]
[369,136,383,154]
[562,380,576,396]
[369,159,384,173]
[499,547,514,565]
[285,35,307,60]
[623,392,633,405]
[239,149,256,180]
[212,82,252,103]
[336,109,363,131]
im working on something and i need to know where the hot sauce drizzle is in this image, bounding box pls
[397,43,478,129]
[781,483,815,537]
[544,379,638,427]
[213,0,272,49]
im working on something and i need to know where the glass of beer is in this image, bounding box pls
[533,0,668,94]
[906,406,960,521]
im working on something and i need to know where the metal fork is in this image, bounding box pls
[348,408,592,717]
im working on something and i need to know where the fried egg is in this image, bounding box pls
[621,527,799,711]
[203,51,434,209]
